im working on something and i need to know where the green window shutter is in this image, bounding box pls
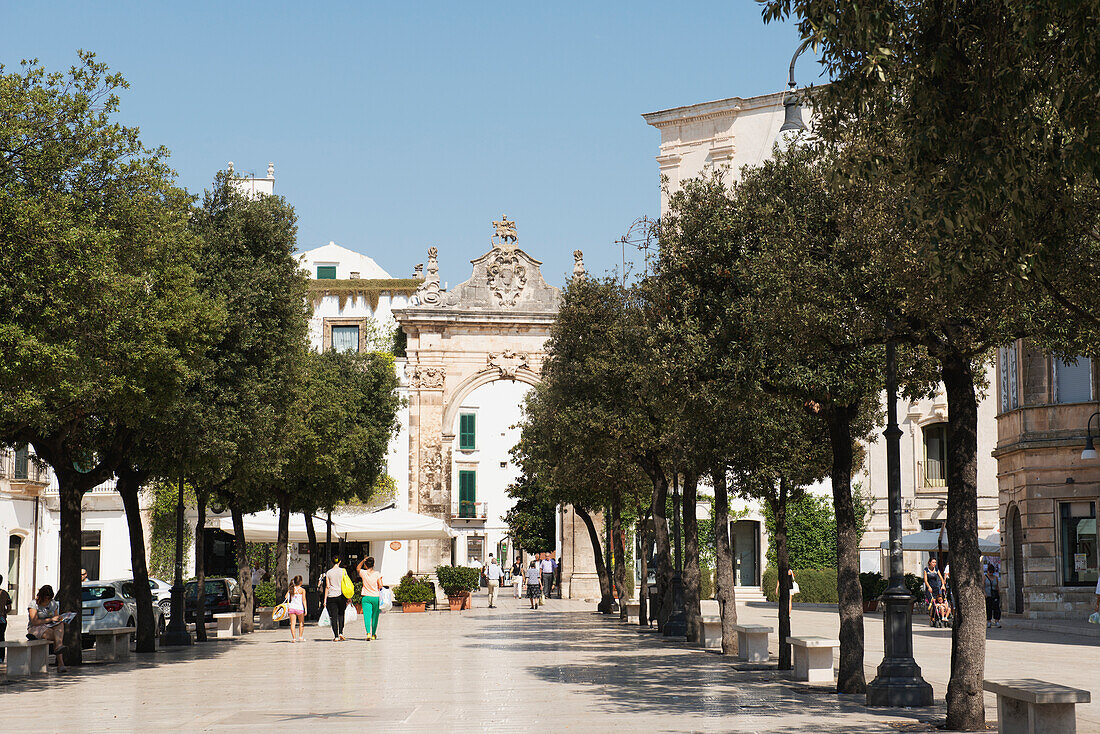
[459,413,476,450]
[316,265,337,279]
[459,470,476,517]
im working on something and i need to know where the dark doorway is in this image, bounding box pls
[1010,506,1024,614]
[203,528,238,578]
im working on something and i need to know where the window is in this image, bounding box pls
[331,325,359,353]
[459,413,476,450]
[467,535,484,564]
[81,530,101,581]
[316,265,337,279]
[922,424,948,488]
[999,344,1018,412]
[1054,356,1093,404]
[8,534,22,609]
[13,445,28,480]
[458,470,477,517]
[1060,502,1097,586]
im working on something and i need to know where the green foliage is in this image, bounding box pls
[905,573,925,601]
[763,493,837,570]
[860,572,888,601]
[434,565,480,596]
[503,474,556,554]
[306,279,420,312]
[700,564,714,600]
[762,566,838,604]
[147,480,195,581]
[254,581,277,608]
[392,575,434,604]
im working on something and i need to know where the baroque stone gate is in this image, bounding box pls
[394,218,600,598]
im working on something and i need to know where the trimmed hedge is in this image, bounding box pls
[393,575,434,604]
[435,565,480,595]
[762,566,839,604]
[254,581,277,608]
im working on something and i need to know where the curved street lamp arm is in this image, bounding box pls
[788,38,813,90]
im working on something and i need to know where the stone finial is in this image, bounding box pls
[267,162,275,178]
[414,264,424,280]
[573,249,586,279]
[227,161,234,174]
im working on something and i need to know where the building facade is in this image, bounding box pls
[995,342,1099,618]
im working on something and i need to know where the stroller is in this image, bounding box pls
[927,590,953,628]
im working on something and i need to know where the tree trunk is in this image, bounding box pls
[304,512,320,591]
[611,498,627,620]
[712,467,738,654]
[649,468,673,631]
[117,466,156,653]
[275,500,290,603]
[194,490,207,642]
[827,405,866,694]
[55,473,85,663]
[231,505,255,633]
[682,473,702,645]
[638,519,650,626]
[774,480,792,671]
[574,505,613,612]
[942,354,987,731]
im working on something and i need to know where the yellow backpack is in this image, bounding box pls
[340,570,354,599]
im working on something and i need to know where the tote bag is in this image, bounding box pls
[379,587,393,613]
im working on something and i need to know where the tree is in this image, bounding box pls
[503,474,556,554]
[0,54,215,660]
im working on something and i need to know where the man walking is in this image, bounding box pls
[485,555,502,608]
[540,553,554,601]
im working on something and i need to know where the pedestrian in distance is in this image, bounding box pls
[285,575,307,642]
[356,556,382,640]
[0,573,10,663]
[511,557,523,600]
[526,561,542,609]
[984,564,1002,628]
[324,557,347,641]
[485,554,502,608]
[774,568,797,616]
[923,557,945,624]
[540,553,554,601]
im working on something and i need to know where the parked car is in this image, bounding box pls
[146,578,173,619]
[184,578,242,623]
[81,580,166,649]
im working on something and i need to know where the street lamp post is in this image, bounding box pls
[664,471,687,637]
[162,476,192,646]
[866,339,932,706]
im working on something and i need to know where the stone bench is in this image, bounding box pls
[623,601,640,623]
[1,640,51,677]
[984,679,1091,734]
[90,627,134,663]
[700,599,720,617]
[256,607,276,630]
[701,615,722,650]
[214,612,244,639]
[786,636,838,683]
[734,624,772,663]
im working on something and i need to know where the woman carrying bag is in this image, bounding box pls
[356,556,383,641]
[323,557,349,641]
[283,575,307,642]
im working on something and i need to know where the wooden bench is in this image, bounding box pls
[623,601,640,623]
[1,640,51,677]
[984,679,1091,734]
[701,615,722,650]
[256,607,276,630]
[786,636,838,683]
[214,612,244,639]
[734,624,772,662]
[90,627,134,663]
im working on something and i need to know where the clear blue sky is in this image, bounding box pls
[2,1,810,285]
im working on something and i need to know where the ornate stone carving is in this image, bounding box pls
[486,249,527,307]
[487,349,531,380]
[492,214,517,250]
[420,441,443,493]
[573,249,586,280]
[414,246,443,305]
[406,364,445,389]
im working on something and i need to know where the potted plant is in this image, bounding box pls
[859,572,888,612]
[393,575,432,612]
[436,565,479,611]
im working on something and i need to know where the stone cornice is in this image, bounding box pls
[394,308,558,327]
[642,90,791,129]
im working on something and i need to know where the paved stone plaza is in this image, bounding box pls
[2,596,1099,732]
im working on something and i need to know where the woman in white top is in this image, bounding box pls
[285,575,307,642]
[323,558,347,641]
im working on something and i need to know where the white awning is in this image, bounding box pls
[878,529,999,554]
[219,508,455,543]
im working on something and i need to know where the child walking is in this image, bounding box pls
[357,556,383,640]
[286,575,307,642]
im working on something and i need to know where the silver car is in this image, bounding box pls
[81,579,166,648]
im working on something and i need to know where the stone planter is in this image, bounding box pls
[401,602,426,613]
[448,595,465,611]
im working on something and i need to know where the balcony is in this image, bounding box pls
[451,500,488,521]
[0,449,51,487]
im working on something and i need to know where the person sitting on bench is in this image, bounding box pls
[27,585,67,673]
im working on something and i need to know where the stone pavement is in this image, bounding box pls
[0,595,1096,732]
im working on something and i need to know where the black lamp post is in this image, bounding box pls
[162,476,192,646]
[1082,412,1099,460]
[664,472,687,637]
[866,338,932,706]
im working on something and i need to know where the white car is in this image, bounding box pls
[147,578,173,619]
[81,579,166,648]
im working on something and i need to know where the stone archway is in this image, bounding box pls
[393,220,598,596]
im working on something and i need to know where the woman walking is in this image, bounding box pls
[357,556,383,640]
[525,560,542,609]
[323,557,347,641]
[27,585,67,672]
[286,575,307,642]
[512,557,523,600]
